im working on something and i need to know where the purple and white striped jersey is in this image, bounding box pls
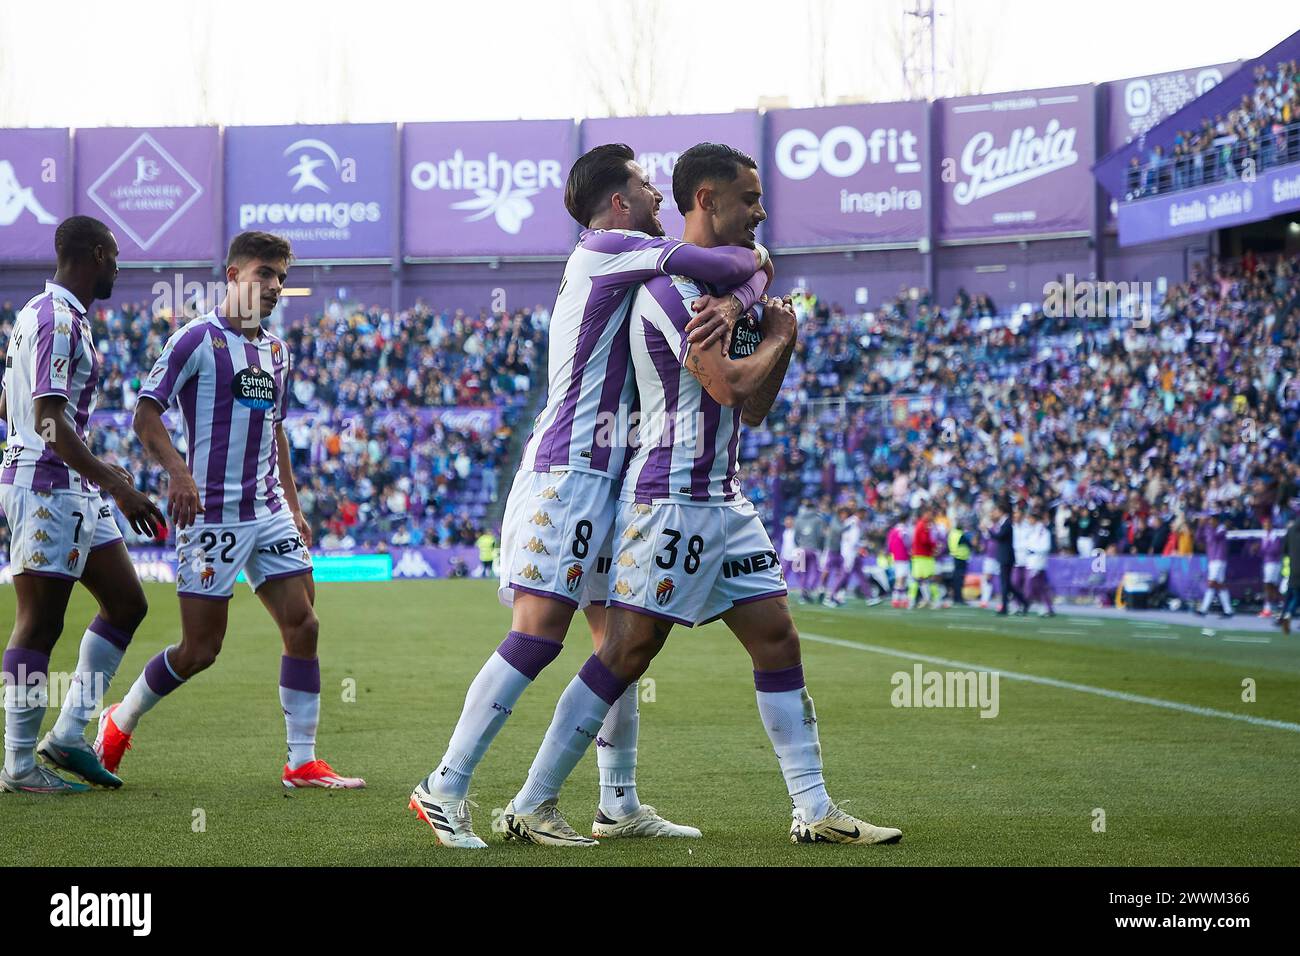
[621,275,754,506]
[519,228,761,479]
[1,282,101,494]
[139,311,289,525]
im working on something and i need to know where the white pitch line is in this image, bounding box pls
[1223,636,1272,645]
[945,624,996,632]
[801,632,1300,734]
[1040,628,1084,636]
[1131,633,1180,641]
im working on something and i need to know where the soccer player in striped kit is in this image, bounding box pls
[1,216,164,794]
[410,144,771,848]
[96,232,364,790]
[498,144,901,848]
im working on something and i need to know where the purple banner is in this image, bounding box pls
[1118,164,1300,246]
[765,102,928,248]
[581,112,759,240]
[1105,62,1238,152]
[75,127,218,262]
[225,124,397,260]
[938,85,1095,240]
[403,119,576,257]
[0,128,70,261]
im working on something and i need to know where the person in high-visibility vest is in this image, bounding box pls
[475,529,498,578]
[948,519,973,606]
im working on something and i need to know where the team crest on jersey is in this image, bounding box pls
[27,550,50,568]
[539,486,561,501]
[65,548,80,570]
[616,551,638,569]
[613,579,635,598]
[622,525,646,541]
[200,565,216,590]
[270,341,284,366]
[530,511,553,528]
[30,528,51,542]
[565,562,584,593]
[655,576,675,606]
[633,503,652,515]
[523,536,550,555]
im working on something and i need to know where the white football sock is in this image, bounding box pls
[429,631,562,800]
[980,576,993,604]
[3,649,49,777]
[280,655,321,770]
[114,647,185,734]
[513,655,626,815]
[52,622,129,745]
[596,682,640,819]
[1200,589,1215,613]
[755,666,832,822]
[1219,590,1233,614]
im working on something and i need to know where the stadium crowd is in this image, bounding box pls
[1127,57,1300,198]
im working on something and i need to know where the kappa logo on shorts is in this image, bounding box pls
[655,576,676,606]
[613,579,635,598]
[28,550,50,567]
[200,566,216,590]
[530,511,554,528]
[65,548,79,570]
[633,503,653,515]
[622,525,646,542]
[33,506,54,521]
[616,551,638,569]
[523,536,550,554]
[539,486,561,501]
[565,562,584,593]
[30,529,51,543]
[519,563,543,582]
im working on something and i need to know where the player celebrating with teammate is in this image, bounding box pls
[95,232,364,790]
[0,216,164,794]
[409,143,771,848]
[497,143,902,848]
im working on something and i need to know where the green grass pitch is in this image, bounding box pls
[2,580,1297,867]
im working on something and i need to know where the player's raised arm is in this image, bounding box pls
[661,238,768,289]
[649,284,797,408]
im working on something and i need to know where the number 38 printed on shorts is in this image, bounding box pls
[655,529,704,574]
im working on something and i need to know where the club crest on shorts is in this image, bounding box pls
[65,547,79,570]
[616,551,638,569]
[539,486,561,501]
[519,563,543,582]
[530,511,553,528]
[200,565,216,590]
[655,576,675,606]
[613,579,635,598]
[33,506,53,521]
[523,536,550,554]
[28,550,50,567]
[31,528,51,543]
[622,525,646,541]
[565,562,584,593]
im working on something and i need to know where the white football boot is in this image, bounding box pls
[592,804,702,839]
[495,798,598,847]
[790,802,903,845]
[408,780,487,849]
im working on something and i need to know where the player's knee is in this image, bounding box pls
[110,591,149,634]
[283,609,320,656]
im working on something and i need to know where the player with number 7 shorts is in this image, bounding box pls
[1,216,165,795]
[96,232,364,791]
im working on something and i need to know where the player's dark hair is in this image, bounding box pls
[226,231,293,267]
[54,216,113,263]
[565,143,635,227]
[673,142,757,214]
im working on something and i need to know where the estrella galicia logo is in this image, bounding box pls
[232,366,276,411]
